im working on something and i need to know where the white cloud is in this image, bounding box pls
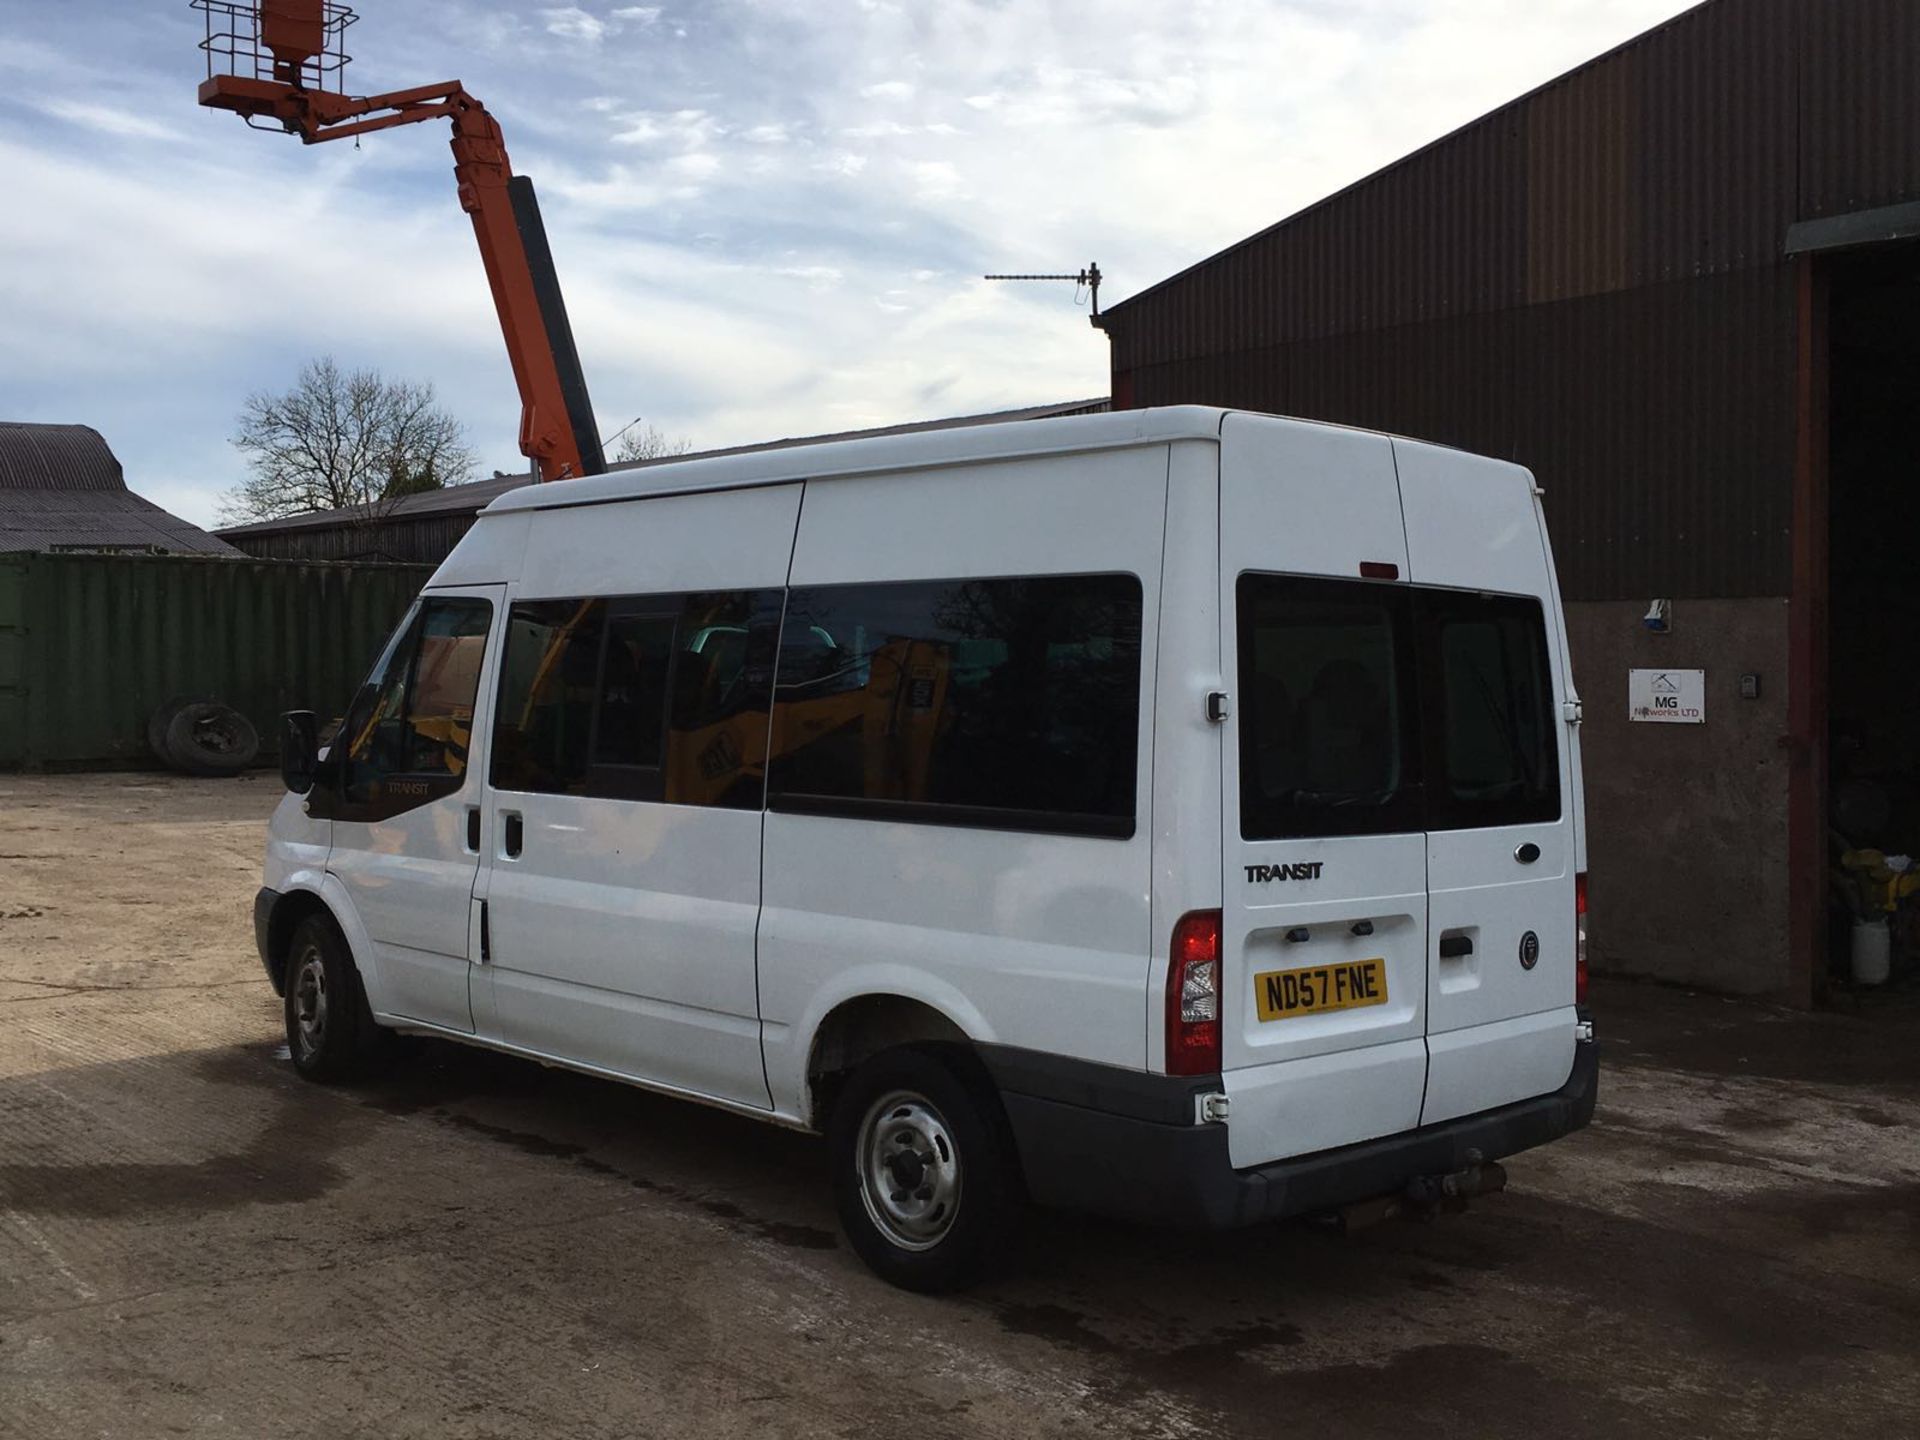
[542,7,606,43]
[611,6,663,22]
[37,100,182,142]
[859,80,915,101]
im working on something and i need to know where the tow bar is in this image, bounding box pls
[1334,1157,1509,1233]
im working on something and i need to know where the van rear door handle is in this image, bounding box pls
[1438,935,1473,959]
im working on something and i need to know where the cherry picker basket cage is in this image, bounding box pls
[194,1,356,96]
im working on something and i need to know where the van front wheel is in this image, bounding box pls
[284,914,390,1083]
[829,1048,1018,1292]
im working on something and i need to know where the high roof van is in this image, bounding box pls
[254,406,1597,1291]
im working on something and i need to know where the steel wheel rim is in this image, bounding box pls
[856,1089,962,1252]
[291,947,328,1056]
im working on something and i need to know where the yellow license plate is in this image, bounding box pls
[1254,958,1389,1021]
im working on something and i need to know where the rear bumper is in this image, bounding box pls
[983,1026,1598,1230]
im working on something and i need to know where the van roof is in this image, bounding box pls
[483,406,1240,517]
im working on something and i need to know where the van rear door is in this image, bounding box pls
[1393,439,1578,1125]
[1217,416,1430,1169]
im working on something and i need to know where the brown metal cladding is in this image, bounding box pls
[1799,0,1920,217]
[1119,265,1796,601]
[1105,0,1916,601]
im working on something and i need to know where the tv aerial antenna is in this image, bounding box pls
[983,262,1104,328]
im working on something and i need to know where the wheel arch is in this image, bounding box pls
[264,880,378,1002]
[803,992,982,1131]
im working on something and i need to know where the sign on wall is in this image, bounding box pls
[1629,669,1705,724]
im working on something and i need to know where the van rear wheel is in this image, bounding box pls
[828,1048,1018,1292]
[284,914,391,1083]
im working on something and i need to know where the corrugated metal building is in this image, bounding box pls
[217,400,1112,565]
[0,423,240,557]
[1101,0,1920,1002]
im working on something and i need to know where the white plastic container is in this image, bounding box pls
[1851,917,1892,987]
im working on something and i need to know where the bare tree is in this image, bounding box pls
[219,357,478,524]
[609,418,693,465]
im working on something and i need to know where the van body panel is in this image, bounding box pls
[331,582,507,1034]
[513,486,800,601]
[1222,1038,1430,1169]
[758,447,1168,1104]
[476,484,802,1110]
[1422,1004,1580,1127]
[255,407,1597,1249]
[784,445,1167,586]
[1391,438,1579,1126]
[1217,416,1430,1165]
[1145,439,1226,1073]
[434,511,529,587]
[1216,414,1409,581]
[480,793,772,1106]
[480,407,1232,519]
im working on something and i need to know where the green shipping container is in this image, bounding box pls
[0,553,433,769]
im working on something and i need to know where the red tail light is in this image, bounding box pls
[1166,909,1223,1076]
[1575,872,1589,1005]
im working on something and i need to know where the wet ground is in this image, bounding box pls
[2,772,1917,1438]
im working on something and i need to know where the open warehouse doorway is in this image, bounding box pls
[1821,238,1920,991]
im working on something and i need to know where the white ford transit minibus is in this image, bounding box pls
[254,406,1596,1291]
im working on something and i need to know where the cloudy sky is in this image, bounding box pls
[1,0,1698,528]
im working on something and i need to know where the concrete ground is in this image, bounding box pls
[1,773,1916,1440]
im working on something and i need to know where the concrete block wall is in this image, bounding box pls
[1564,598,1792,996]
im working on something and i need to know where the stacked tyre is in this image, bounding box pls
[147,696,261,777]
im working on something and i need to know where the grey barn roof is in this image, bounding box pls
[0,422,240,557]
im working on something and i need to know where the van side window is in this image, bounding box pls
[666,590,783,809]
[492,590,781,808]
[492,600,606,796]
[338,596,493,817]
[591,603,676,798]
[1421,593,1561,829]
[767,574,1143,837]
[1236,575,1423,840]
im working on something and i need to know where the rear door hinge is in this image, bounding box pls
[1196,1092,1231,1125]
[1562,696,1584,726]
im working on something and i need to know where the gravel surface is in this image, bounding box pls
[2,771,1916,1438]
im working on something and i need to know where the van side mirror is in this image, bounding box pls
[280,710,320,795]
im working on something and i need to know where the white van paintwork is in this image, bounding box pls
[255,405,1596,1264]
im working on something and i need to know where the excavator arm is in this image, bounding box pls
[196,2,604,482]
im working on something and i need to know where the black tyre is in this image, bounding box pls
[828,1047,1021,1293]
[162,701,260,777]
[283,913,392,1083]
[146,694,208,762]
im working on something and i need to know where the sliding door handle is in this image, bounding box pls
[503,811,524,859]
[465,805,481,853]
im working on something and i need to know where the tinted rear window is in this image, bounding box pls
[1236,575,1423,839]
[1421,591,1561,829]
[1237,575,1561,839]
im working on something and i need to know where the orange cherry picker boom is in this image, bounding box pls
[193,1,605,481]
